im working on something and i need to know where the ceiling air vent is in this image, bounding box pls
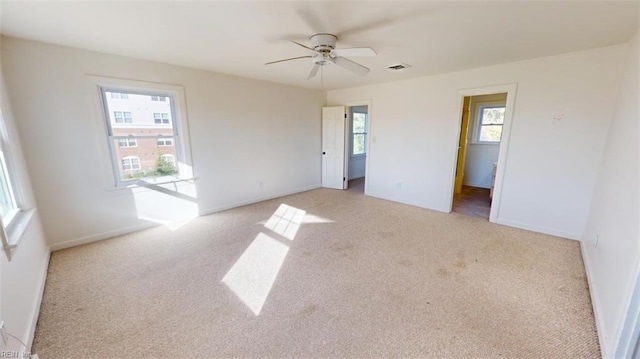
[388,63,411,71]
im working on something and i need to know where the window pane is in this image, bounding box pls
[481,107,505,125]
[103,90,180,184]
[353,134,365,155]
[113,136,178,182]
[479,125,503,142]
[353,113,366,133]
[0,152,16,219]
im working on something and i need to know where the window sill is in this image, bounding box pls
[3,208,37,261]
[350,154,366,158]
[107,177,197,192]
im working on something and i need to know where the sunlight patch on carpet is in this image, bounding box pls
[222,232,289,315]
[263,204,306,240]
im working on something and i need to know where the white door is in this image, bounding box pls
[322,106,346,189]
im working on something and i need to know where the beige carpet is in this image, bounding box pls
[33,186,600,358]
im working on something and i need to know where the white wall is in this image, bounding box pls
[0,36,325,249]
[328,44,626,239]
[581,27,639,358]
[463,93,506,188]
[0,36,50,351]
[348,106,367,180]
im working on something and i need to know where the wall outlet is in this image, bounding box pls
[593,234,599,248]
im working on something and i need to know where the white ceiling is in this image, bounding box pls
[0,1,638,90]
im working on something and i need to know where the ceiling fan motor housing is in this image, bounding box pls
[310,33,337,53]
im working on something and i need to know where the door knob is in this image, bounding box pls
[322,152,326,155]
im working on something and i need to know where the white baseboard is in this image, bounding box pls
[364,191,448,213]
[581,241,610,358]
[49,222,158,251]
[493,217,579,240]
[461,182,491,189]
[198,184,321,216]
[50,184,322,251]
[25,249,50,350]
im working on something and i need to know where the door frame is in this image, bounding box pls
[342,100,372,194]
[448,83,518,223]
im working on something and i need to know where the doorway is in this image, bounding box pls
[346,105,368,193]
[452,92,508,219]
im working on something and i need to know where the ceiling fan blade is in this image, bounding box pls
[265,56,312,65]
[331,56,370,76]
[332,47,377,57]
[307,65,320,80]
[336,7,433,39]
[295,7,326,34]
[291,40,315,52]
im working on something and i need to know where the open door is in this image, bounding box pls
[454,97,471,194]
[322,106,346,189]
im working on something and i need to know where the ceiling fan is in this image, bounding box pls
[265,33,376,80]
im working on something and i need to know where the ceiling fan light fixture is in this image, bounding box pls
[313,53,332,66]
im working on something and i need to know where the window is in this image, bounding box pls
[352,112,367,156]
[114,111,133,124]
[118,138,138,148]
[0,149,17,224]
[121,156,141,171]
[151,95,167,102]
[110,92,129,99]
[153,113,170,124]
[157,137,173,147]
[160,154,175,166]
[100,86,189,185]
[0,108,34,260]
[476,105,505,143]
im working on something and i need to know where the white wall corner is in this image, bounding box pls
[49,222,158,251]
[580,241,609,358]
[199,184,322,218]
[25,249,50,351]
[493,217,580,241]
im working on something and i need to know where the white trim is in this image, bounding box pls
[494,217,579,240]
[581,241,610,358]
[613,261,640,358]
[25,250,50,350]
[199,184,322,217]
[85,75,195,190]
[49,222,159,251]
[365,191,436,211]
[470,100,507,144]
[49,184,322,251]
[449,83,518,225]
[461,181,491,189]
[350,111,368,157]
[121,155,141,171]
[341,100,372,194]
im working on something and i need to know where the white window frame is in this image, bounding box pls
[157,137,173,147]
[110,92,129,99]
[160,154,175,166]
[118,138,138,148]
[121,156,141,171]
[151,95,167,102]
[472,101,506,144]
[92,77,194,188]
[153,112,170,124]
[114,111,133,124]
[351,111,367,157]
[0,108,36,261]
